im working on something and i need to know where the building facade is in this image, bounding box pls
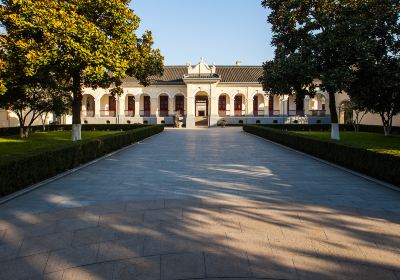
[1,59,399,128]
[80,59,331,128]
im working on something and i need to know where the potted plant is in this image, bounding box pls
[218,119,227,128]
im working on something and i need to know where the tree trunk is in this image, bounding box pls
[295,96,304,115]
[18,113,26,139]
[328,91,340,140]
[381,113,392,137]
[72,71,83,141]
[19,127,25,139]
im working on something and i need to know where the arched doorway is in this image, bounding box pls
[159,94,169,117]
[174,94,185,115]
[195,92,209,117]
[125,95,135,117]
[218,94,230,117]
[82,94,95,117]
[195,92,209,126]
[140,94,151,117]
[100,94,116,117]
[234,94,245,116]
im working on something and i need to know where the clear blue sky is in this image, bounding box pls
[131,0,274,66]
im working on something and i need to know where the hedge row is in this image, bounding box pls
[243,125,400,186]
[0,124,148,136]
[258,124,400,134]
[0,125,164,197]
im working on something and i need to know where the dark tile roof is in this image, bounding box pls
[216,66,263,83]
[123,65,263,85]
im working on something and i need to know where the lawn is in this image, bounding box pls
[0,130,122,162]
[294,131,400,157]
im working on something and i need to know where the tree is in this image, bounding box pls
[0,47,5,94]
[261,0,378,140]
[349,60,400,136]
[259,48,317,114]
[0,0,163,141]
[345,0,400,136]
[0,72,72,138]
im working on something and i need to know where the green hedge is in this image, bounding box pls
[0,125,164,197]
[0,124,148,136]
[258,124,400,134]
[243,125,400,187]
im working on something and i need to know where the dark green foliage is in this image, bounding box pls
[0,124,148,136]
[0,125,164,197]
[244,125,400,186]
[258,124,400,134]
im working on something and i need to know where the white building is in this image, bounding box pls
[2,59,399,128]
[80,59,331,128]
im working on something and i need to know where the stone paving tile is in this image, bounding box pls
[357,244,400,269]
[225,231,270,256]
[293,254,346,280]
[71,227,118,247]
[4,221,57,241]
[44,244,99,274]
[0,252,49,280]
[340,262,398,280]
[55,216,99,233]
[38,208,89,222]
[204,252,252,278]
[161,253,205,280]
[144,209,183,222]
[84,202,127,216]
[97,236,144,262]
[43,271,64,280]
[164,198,202,209]
[19,231,74,257]
[0,230,5,242]
[311,238,367,265]
[248,252,297,280]
[98,211,144,228]
[143,234,194,256]
[61,261,115,280]
[125,200,164,211]
[113,256,160,280]
[0,242,20,262]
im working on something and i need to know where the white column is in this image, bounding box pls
[186,85,195,128]
[134,95,140,117]
[118,95,125,116]
[94,97,101,117]
[264,95,269,116]
[169,96,174,116]
[151,97,158,117]
[248,95,254,116]
[230,95,235,116]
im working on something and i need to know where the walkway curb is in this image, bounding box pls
[245,131,400,193]
[0,132,164,206]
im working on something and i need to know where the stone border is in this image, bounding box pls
[245,131,400,193]
[0,132,163,205]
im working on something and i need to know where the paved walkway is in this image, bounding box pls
[0,127,399,280]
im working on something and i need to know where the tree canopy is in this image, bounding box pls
[261,0,400,138]
[0,0,164,140]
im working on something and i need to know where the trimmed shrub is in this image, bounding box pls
[259,124,400,134]
[0,125,164,197]
[243,125,400,187]
[0,124,149,136]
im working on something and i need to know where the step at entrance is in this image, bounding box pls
[195,117,208,127]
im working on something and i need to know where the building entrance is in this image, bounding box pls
[195,95,209,127]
